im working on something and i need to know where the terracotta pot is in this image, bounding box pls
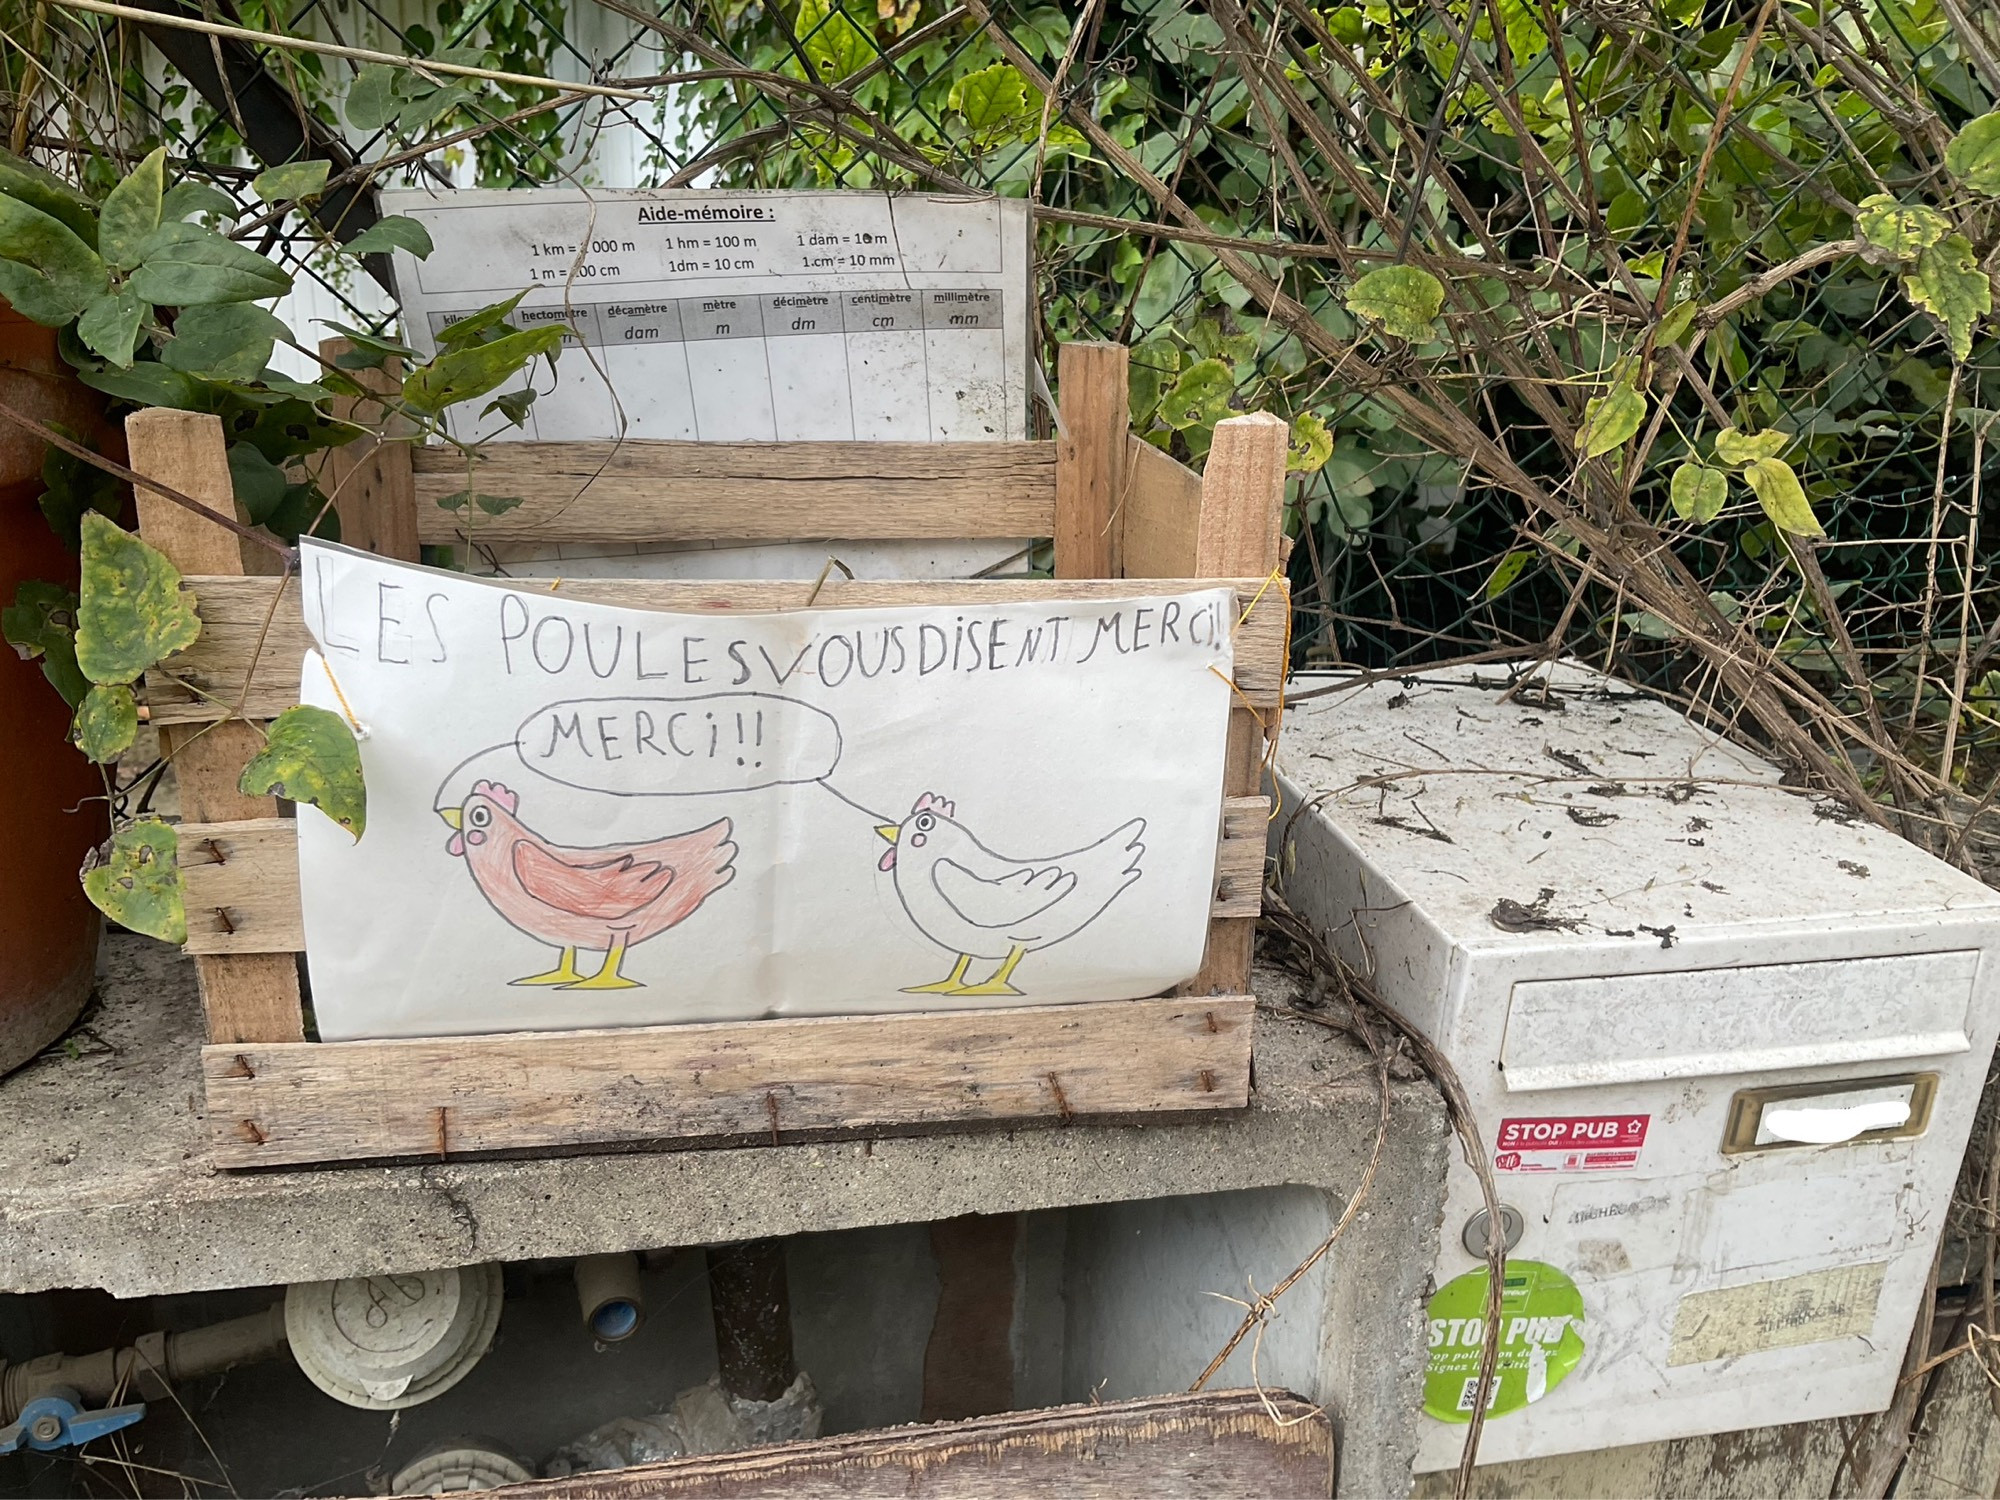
[0,301,113,1074]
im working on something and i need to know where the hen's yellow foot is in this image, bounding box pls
[567,970,643,990]
[511,948,584,986]
[953,947,1027,997]
[903,954,972,994]
[564,942,641,990]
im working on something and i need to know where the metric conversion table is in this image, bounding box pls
[382,189,1032,445]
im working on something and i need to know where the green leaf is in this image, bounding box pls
[74,511,201,685]
[226,440,290,525]
[161,180,238,225]
[72,682,137,762]
[949,62,1031,134]
[402,325,564,414]
[797,0,875,81]
[261,481,339,544]
[481,386,536,427]
[1344,265,1445,342]
[341,215,433,260]
[1657,301,1698,348]
[76,289,145,367]
[98,146,167,272]
[37,436,124,551]
[0,194,108,324]
[319,319,419,367]
[253,159,331,204]
[1713,426,1789,463]
[161,302,287,381]
[1670,462,1727,523]
[1855,193,1950,259]
[1904,233,1993,363]
[74,358,207,409]
[82,819,187,943]
[1287,410,1334,473]
[1579,379,1645,458]
[1484,548,1532,600]
[3,580,88,706]
[130,222,291,306]
[344,65,404,131]
[239,704,366,839]
[0,147,100,244]
[436,290,527,349]
[1742,456,1824,537]
[1159,357,1235,431]
[1944,111,2000,194]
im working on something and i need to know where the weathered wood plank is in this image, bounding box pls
[128,410,305,1046]
[1121,436,1203,580]
[175,796,1271,957]
[408,440,1057,544]
[148,576,1290,725]
[317,339,418,562]
[1213,794,1269,921]
[203,994,1254,1168]
[1054,342,1127,579]
[1184,415,1290,998]
[179,820,306,955]
[464,1389,1330,1499]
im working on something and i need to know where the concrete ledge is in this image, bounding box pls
[0,936,1448,1495]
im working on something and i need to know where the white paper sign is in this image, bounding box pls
[294,542,1235,1040]
[381,188,1031,445]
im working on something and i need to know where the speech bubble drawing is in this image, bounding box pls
[514,692,842,796]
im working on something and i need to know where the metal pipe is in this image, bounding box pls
[705,1240,796,1403]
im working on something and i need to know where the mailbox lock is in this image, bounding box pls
[1461,1205,1525,1258]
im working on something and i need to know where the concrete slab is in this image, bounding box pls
[0,935,1450,1496]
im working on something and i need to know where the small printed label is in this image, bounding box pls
[1495,1114,1649,1173]
[1669,1262,1887,1366]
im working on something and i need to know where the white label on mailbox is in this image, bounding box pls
[1496,1114,1649,1173]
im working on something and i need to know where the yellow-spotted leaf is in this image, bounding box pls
[1713,426,1789,464]
[1855,193,1950,259]
[1287,411,1334,473]
[1670,463,1727,523]
[1579,379,1645,458]
[1345,265,1445,342]
[1742,456,1824,538]
[82,818,186,944]
[238,704,366,839]
[1904,233,1993,363]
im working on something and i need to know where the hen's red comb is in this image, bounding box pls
[472,779,519,813]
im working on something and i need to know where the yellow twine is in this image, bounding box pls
[317,654,366,736]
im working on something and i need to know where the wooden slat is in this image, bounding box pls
[176,797,1274,957]
[317,339,418,562]
[454,1389,1331,1499]
[1183,415,1291,999]
[1213,794,1269,921]
[179,821,306,954]
[409,440,1056,544]
[203,995,1254,1168]
[128,410,306,1046]
[1196,413,1290,579]
[1121,436,1203,579]
[1054,342,1127,578]
[147,576,1291,725]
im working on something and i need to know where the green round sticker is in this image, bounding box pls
[1424,1260,1586,1423]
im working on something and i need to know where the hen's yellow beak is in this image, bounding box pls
[874,823,899,843]
[438,807,463,829]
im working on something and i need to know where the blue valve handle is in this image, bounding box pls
[0,1389,146,1454]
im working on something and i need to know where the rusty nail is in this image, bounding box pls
[1199,1069,1217,1093]
[201,838,227,865]
[765,1090,781,1145]
[235,1119,267,1145]
[225,1053,254,1079]
[433,1106,448,1159]
[1205,1010,1220,1033]
[1045,1071,1074,1122]
[214,907,236,935]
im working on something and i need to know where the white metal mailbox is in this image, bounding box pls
[1272,662,2000,1469]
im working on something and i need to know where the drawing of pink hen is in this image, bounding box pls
[439,780,737,989]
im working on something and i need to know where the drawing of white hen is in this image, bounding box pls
[874,792,1146,995]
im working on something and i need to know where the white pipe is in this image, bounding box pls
[575,1254,645,1342]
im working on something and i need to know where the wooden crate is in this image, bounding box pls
[130,342,1290,1169]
